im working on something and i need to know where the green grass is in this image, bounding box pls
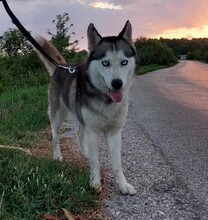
[0,83,99,219]
[138,63,177,75]
[0,85,48,147]
[0,148,97,220]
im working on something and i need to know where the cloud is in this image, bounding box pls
[90,2,122,10]
[153,25,208,39]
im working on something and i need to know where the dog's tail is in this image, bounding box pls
[33,36,66,76]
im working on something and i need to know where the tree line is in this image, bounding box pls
[159,38,208,62]
[134,37,208,65]
[134,37,177,66]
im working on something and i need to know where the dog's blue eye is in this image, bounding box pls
[102,61,110,67]
[121,60,128,66]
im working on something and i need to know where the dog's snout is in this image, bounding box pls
[111,79,123,90]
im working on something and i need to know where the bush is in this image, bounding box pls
[65,49,88,64]
[187,49,202,60]
[0,52,49,92]
[202,51,208,63]
[134,37,178,66]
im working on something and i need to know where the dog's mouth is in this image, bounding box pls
[101,76,123,103]
[109,90,123,103]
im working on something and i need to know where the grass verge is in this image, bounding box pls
[138,63,177,75]
[0,85,100,219]
[0,148,97,220]
[0,85,48,147]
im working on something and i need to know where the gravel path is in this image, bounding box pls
[102,103,208,220]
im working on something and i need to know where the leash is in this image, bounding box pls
[0,0,76,74]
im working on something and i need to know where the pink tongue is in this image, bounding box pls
[109,90,123,102]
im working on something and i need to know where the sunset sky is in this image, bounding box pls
[1,0,208,49]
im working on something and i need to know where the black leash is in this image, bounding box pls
[0,0,76,73]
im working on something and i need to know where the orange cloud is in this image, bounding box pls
[152,25,208,39]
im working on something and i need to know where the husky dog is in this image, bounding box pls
[34,21,136,195]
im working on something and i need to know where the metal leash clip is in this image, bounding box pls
[57,65,76,74]
[68,66,76,74]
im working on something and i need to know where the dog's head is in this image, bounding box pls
[87,21,136,103]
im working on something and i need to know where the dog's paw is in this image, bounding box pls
[118,182,136,195]
[90,180,102,193]
[81,148,89,159]
[53,151,63,161]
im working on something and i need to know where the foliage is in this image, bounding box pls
[134,37,178,66]
[0,52,48,93]
[0,28,32,56]
[67,49,88,64]
[187,49,202,60]
[202,50,208,62]
[0,148,98,219]
[159,37,208,62]
[47,12,79,60]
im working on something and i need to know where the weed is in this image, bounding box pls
[0,148,98,219]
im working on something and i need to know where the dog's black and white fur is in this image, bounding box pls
[34,21,136,195]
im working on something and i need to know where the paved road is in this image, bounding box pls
[103,61,208,219]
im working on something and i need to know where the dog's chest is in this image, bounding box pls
[81,101,128,131]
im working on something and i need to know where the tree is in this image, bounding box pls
[47,12,79,59]
[134,37,177,66]
[202,51,208,63]
[0,28,32,56]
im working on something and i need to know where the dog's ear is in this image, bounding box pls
[87,23,102,52]
[118,20,133,46]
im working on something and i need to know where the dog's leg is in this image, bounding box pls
[78,125,89,158]
[50,108,67,161]
[84,128,101,191]
[105,129,136,195]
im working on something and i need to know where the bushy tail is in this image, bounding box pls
[33,36,66,76]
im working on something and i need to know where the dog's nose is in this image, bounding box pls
[111,79,123,90]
